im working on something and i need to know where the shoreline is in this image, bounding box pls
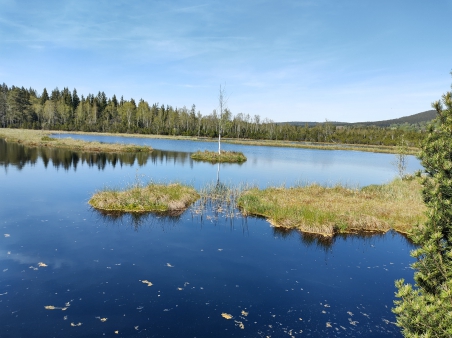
[49,129,419,155]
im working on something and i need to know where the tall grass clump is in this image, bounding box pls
[89,182,199,213]
[237,177,426,237]
[191,150,247,163]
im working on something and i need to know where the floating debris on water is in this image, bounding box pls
[95,316,108,322]
[141,280,153,287]
[70,322,82,327]
[44,305,68,311]
[4,234,10,238]
[235,320,245,329]
[114,330,119,334]
[348,318,359,326]
[326,322,332,328]
[38,262,48,267]
[221,313,233,319]
[241,310,249,316]
[177,287,183,291]
[166,263,174,268]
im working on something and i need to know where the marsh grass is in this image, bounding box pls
[89,182,199,213]
[0,128,152,153]
[237,177,426,237]
[191,150,247,163]
[192,182,250,221]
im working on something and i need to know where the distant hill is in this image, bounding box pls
[285,110,437,127]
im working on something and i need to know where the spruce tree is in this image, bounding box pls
[72,89,80,111]
[40,88,49,105]
[393,76,452,336]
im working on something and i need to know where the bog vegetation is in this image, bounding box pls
[89,182,199,214]
[191,150,247,163]
[237,177,425,237]
[0,83,425,148]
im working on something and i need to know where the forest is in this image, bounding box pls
[0,83,425,147]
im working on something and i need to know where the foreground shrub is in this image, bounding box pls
[393,77,452,337]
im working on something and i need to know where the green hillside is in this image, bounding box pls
[287,110,436,127]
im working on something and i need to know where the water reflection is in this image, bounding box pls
[0,138,195,171]
[93,208,183,231]
[272,226,415,250]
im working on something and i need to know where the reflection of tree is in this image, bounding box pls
[92,208,183,231]
[0,138,195,171]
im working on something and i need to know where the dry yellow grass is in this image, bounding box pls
[237,178,426,237]
[89,183,199,213]
[0,128,151,153]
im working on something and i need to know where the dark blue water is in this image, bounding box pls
[0,137,418,337]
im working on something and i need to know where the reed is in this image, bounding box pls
[89,182,199,213]
[237,177,426,237]
[191,150,247,163]
[0,128,152,153]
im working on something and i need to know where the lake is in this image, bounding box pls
[0,135,422,337]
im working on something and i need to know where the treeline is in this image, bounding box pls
[0,83,424,147]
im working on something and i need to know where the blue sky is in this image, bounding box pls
[1,0,451,122]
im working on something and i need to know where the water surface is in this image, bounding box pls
[0,137,419,337]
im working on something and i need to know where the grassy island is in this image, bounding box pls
[191,150,247,163]
[89,183,199,213]
[0,129,152,153]
[237,178,425,237]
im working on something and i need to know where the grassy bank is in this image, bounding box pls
[89,182,199,213]
[191,150,247,163]
[237,178,426,237]
[0,129,152,153]
[225,138,420,155]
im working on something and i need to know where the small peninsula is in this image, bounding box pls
[0,129,152,153]
[237,177,425,237]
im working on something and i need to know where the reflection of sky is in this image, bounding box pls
[55,134,423,188]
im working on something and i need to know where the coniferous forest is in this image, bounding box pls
[0,83,425,147]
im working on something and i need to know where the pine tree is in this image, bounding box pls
[393,75,452,337]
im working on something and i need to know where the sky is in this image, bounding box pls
[0,0,451,123]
